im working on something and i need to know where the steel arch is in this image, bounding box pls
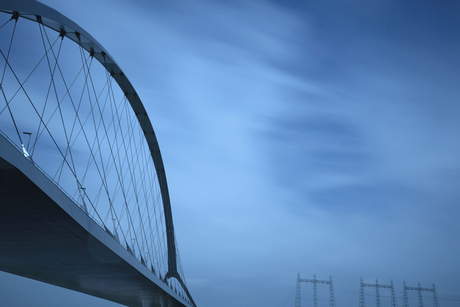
[0,0,194,305]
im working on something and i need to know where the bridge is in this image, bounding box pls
[0,1,196,306]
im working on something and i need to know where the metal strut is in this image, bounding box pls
[295,273,301,307]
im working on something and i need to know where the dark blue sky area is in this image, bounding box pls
[1,0,459,306]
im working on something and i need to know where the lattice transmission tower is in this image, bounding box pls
[403,282,439,307]
[359,278,397,307]
[295,273,336,307]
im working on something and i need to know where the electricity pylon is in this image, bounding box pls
[359,278,397,307]
[295,273,336,307]
[403,281,439,307]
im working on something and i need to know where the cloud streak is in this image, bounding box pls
[2,0,459,306]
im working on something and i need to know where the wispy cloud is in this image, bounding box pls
[7,0,460,306]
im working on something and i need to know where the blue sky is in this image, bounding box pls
[1,0,459,306]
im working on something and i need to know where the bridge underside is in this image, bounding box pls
[0,136,187,307]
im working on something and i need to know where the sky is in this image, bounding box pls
[1,0,460,306]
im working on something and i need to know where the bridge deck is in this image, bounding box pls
[0,134,188,307]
